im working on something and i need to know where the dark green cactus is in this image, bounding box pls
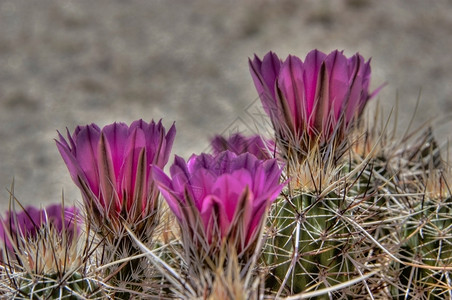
[264,157,385,298]
[14,272,102,299]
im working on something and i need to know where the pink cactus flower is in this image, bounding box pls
[56,119,176,230]
[211,133,275,160]
[153,151,285,254]
[249,50,380,154]
[0,204,79,251]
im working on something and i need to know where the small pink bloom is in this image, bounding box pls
[153,151,285,254]
[249,50,380,150]
[211,133,275,160]
[0,204,79,251]
[56,119,176,228]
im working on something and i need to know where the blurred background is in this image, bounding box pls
[0,0,451,210]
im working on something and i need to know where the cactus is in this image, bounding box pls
[377,129,452,299]
[0,197,105,299]
[258,98,452,298]
[347,117,452,298]
[263,144,386,298]
[1,49,452,299]
[10,272,102,299]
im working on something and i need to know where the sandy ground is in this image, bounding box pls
[0,0,451,211]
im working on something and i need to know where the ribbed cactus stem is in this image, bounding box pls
[393,195,452,299]
[17,272,101,299]
[267,192,356,296]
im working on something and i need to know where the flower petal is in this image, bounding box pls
[153,166,183,219]
[74,125,101,196]
[102,122,129,180]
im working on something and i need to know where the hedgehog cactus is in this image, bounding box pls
[372,128,452,299]
[248,50,384,297]
[0,202,103,298]
[262,150,383,297]
[1,48,451,299]
[56,119,176,298]
[396,173,452,299]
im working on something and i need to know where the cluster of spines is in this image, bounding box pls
[0,49,451,299]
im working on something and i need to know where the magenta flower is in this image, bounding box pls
[249,50,380,154]
[56,119,176,231]
[211,133,275,160]
[0,204,79,251]
[153,151,285,254]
